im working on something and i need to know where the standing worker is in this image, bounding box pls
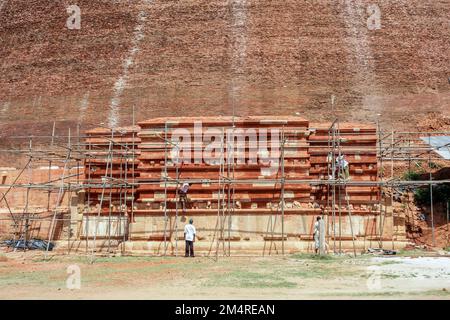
[184,218,196,257]
[313,216,322,254]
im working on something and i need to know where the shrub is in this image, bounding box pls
[403,171,422,181]
[414,184,450,206]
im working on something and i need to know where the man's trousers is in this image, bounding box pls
[185,240,194,257]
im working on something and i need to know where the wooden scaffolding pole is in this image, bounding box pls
[90,129,114,263]
[45,129,72,259]
[280,127,286,256]
[428,133,435,247]
[163,122,169,256]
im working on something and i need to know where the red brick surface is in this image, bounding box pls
[0,0,449,159]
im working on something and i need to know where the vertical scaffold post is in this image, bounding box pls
[23,138,33,252]
[377,121,384,248]
[328,121,336,253]
[47,121,56,210]
[46,129,72,259]
[336,121,356,257]
[390,130,395,249]
[85,135,93,254]
[215,129,225,260]
[280,127,285,256]
[90,129,114,263]
[122,141,128,255]
[107,131,115,255]
[428,133,435,247]
[336,121,342,254]
[130,105,136,247]
[163,122,169,256]
[227,121,235,257]
[220,128,227,256]
[174,141,180,257]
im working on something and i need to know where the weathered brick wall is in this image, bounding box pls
[79,116,389,249]
[0,0,448,156]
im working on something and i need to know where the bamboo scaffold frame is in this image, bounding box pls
[0,121,449,258]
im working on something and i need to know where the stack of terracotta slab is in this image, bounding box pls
[81,118,394,253]
[130,116,311,241]
[83,126,140,213]
[137,116,311,207]
[308,123,379,210]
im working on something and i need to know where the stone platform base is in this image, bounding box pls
[53,240,121,254]
[52,238,407,256]
[120,239,408,256]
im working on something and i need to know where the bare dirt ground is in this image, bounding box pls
[0,250,449,300]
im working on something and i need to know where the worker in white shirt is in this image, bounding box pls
[179,182,190,212]
[184,218,196,257]
[180,182,190,195]
[335,155,349,180]
[313,216,321,254]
